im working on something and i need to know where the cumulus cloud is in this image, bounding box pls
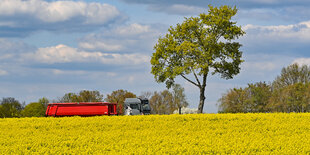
[239,20,310,56]
[0,39,35,54]
[117,0,310,23]
[117,0,310,9]
[79,23,165,52]
[234,53,296,83]
[243,21,310,41]
[51,69,116,77]
[112,23,152,37]
[79,42,122,51]
[243,61,277,71]
[292,58,310,66]
[0,0,126,36]
[0,38,36,64]
[23,44,150,65]
[148,4,206,15]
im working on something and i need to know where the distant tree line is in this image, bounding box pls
[0,84,188,118]
[141,84,188,115]
[218,63,310,113]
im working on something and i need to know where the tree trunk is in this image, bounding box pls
[198,74,207,113]
[198,87,205,113]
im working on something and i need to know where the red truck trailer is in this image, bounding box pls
[45,102,117,117]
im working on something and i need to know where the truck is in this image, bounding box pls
[124,98,151,115]
[45,102,117,117]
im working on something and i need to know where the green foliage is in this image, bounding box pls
[219,63,310,113]
[105,89,137,115]
[270,63,310,112]
[151,5,244,113]
[22,102,46,117]
[151,5,244,86]
[38,97,49,109]
[218,87,249,113]
[246,82,272,112]
[148,84,189,114]
[172,84,189,113]
[0,97,23,118]
[219,82,273,113]
[273,63,310,89]
[149,90,174,114]
[269,83,310,112]
[59,90,103,103]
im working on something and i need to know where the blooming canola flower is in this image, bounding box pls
[0,113,309,154]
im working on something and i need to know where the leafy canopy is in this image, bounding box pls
[151,5,245,88]
[22,102,46,117]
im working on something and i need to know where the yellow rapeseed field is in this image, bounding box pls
[0,113,310,154]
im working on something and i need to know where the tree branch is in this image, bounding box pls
[191,67,201,87]
[181,74,200,88]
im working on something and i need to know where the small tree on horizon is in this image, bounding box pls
[58,90,103,103]
[0,97,23,118]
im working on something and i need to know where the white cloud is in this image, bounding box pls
[113,23,151,36]
[79,41,123,51]
[0,38,36,64]
[0,39,35,53]
[0,0,125,36]
[52,69,87,76]
[292,58,310,66]
[0,0,121,24]
[243,61,277,71]
[51,69,117,77]
[243,21,310,41]
[79,23,164,52]
[23,44,150,65]
[118,0,310,9]
[24,44,101,64]
[148,4,205,15]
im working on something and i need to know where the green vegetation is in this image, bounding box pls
[148,84,188,114]
[0,97,23,118]
[219,63,310,113]
[0,85,188,117]
[22,102,46,117]
[151,5,245,113]
[105,89,137,115]
[58,90,104,103]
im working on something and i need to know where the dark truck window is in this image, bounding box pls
[142,99,149,105]
[130,104,139,110]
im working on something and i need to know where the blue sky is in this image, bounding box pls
[1,0,310,113]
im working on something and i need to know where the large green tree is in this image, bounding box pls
[151,5,245,113]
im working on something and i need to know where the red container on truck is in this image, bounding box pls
[45,102,117,117]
